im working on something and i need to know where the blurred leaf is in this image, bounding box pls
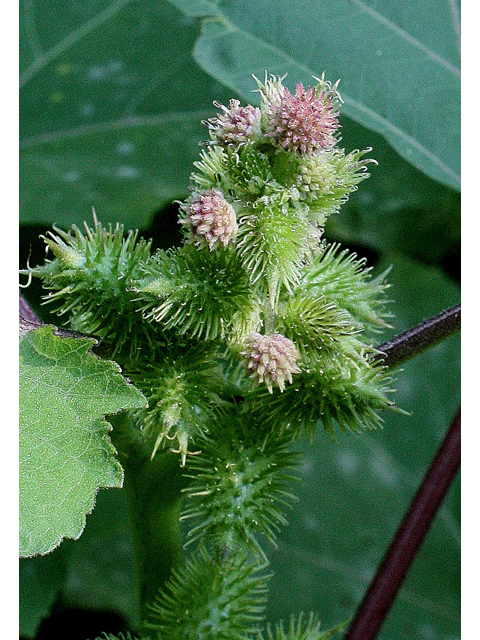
[19,543,71,638]
[325,117,460,263]
[170,0,460,190]
[266,255,460,639]
[19,490,139,638]
[60,488,140,631]
[19,325,146,558]
[19,0,233,228]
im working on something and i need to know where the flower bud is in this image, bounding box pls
[242,332,301,393]
[205,99,262,147]
[180,189,238,250]
[266,82,340,155]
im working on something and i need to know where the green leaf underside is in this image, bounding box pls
[19,325,146,558]
[170,0,460,190]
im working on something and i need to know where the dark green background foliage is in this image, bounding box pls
[19,1,460,639]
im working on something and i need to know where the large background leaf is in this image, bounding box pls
[19,325,146,558]
[170,0,460,190]
[19,0,234,228]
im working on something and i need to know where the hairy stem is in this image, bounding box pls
[373,304,461,368]
[109,412,188,629]
[343,408,461,640]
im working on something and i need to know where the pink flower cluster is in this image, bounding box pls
[242,332,301,393]
[266,83,340,155]
[180,189,238,250]
[207,99,261,147]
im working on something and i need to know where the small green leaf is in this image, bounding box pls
[19,325,147,558]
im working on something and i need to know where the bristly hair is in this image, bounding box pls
[92,634,139,640]
[20,216,160,359]
[21,72,401,640]
[257,613,348,640]
[236,193,322,306]
[301,243,392,333]
[128,340,229,465]
[259,613,348,640]
[248,349,397,441]
[135,244,260,341]
[181,407,299,560]
[144,546,270,640]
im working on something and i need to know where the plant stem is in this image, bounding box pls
[373,304,460,368]
[264,298,277,334]
[109,413,188,629]
[19,291,99,341]
[343,407,461,640]
[19,291,42,324]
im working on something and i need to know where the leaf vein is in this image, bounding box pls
[23,0,43,59]
[20,111,213,148]
[351,0,460,77]
[20,0,133,88]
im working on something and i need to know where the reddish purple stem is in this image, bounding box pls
[374,304,461,369]
[19,291,42,324]
[343,408,461,640]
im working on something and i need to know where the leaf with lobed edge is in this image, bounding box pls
[19,325,146,558]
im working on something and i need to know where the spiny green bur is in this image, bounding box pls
[23,74,398,640]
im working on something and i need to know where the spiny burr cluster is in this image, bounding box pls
[175,74,376,396]
[25,73,393,461]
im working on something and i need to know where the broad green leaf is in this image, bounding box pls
[170,0,460,190]
[266,255,460,639]
[19,0,233,228]
[19,325,146,558]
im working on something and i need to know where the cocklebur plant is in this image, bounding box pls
[21,74,398,640]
